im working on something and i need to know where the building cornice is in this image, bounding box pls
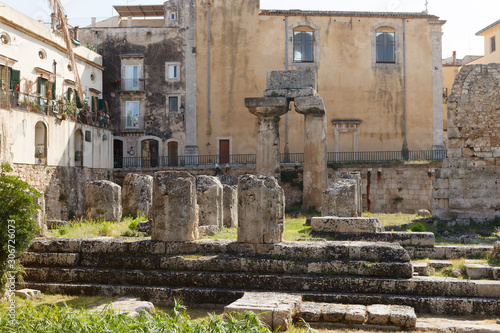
[0,16,105,71]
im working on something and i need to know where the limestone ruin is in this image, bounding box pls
[433,64,500,220]
[322,172,362,217]
[151,171,198,242]
[196,175,223,235]
[245,69,327,209]
[85,180,122,222]
[121,173,153,216]
[222,184,238,228]
[237,174,285,244]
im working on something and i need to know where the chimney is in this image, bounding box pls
[73,26,79,40]
[91,17,96,28]
[51,13,56,30]
[452,51,457,65]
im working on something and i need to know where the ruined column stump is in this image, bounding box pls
[322,172,362,217]
[32,189,46,235]
[151,171,198,242]
[223,184,238,228]
[294,96,327,210]
[85,180,122,222]
[196,175,223,235]
[245,97,288,179]
[237,175,284,244]
[122,173,153,216]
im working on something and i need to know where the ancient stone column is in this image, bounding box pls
[223,184,238,228]
[85,180,122,222]
[196,175,223,235]
[245,97,288,179]
[151,171,198,242]
[122,173,153,216]
[294,96,327,210]
[237,175,284,244]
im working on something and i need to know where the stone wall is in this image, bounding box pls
[9,163,112,221]
[433,64,500,220]
[328,164,439,214]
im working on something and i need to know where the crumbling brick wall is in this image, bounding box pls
[433,64,500,220]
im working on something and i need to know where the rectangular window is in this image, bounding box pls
[126,101,139,128]
[125,65,140,90]
[293,31,314,62]
[376,32,395,63]
[170,12,176,20]
[167,64,178,80]
[491,36,496,53]
[168,96,178,112]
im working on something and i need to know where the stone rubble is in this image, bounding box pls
[14,289,41,300]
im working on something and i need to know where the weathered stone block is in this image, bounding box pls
[298,302,322,322]
[14,288,41,300]
[85,180,122,222]
[122,173,153,216]
[197,175,223,230]
[237,175,284,244]
[321,179,359,217]
[311,217,384,233]
[345,304,366,324]
[389,305,417,328]
[266,69,317,91]
[222,184,237,228]
[366,304,390,325]
[151,171,198,242]
[92,297,154,316]
[465,264,494,279]
[321,303,346,322]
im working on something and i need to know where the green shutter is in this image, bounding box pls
[76,93,83,108]
[98,98,104,111]
[37,77,42,94]
[10,69,20,91]
[67,88,72,101]
[51,80,56,97]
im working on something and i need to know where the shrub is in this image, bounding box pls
[98,222,113,236]
[410,222,426,232]
[0,164,41,295]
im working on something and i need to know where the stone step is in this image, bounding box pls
[297,301,416,328]
[412,261,429,276]
[407,245,492,260]
[465,264,496,279]
[21,281,500,316]
[429,260,453,269]
[23,267,500,299]
[28,238,411,263]
[310,231,435,247]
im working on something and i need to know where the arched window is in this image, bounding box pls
[34,121,47,164]
[375,27,396,63]
[293,26,314,63]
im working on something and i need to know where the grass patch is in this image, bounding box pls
[47,214,149,238]
[0,296,315,333]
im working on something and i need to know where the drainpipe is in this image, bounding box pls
[207,2,211,120]
[285,16,288,144]
[402,19,408,155]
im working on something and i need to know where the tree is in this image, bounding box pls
[0,164,40,294]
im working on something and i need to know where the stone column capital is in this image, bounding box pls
[245,97,289,117]
[294,96,326,115]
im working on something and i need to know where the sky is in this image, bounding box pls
[1,0,499,59]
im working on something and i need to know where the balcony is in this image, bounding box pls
[120,116,145,131]
[118,78,146,92]
[0,90,111,129]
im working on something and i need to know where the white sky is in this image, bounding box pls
[1,0,499,59]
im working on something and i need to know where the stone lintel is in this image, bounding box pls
[244,97,289,117]
[294,96,326,115]
[266,69,317,91]
[263,88,316,98]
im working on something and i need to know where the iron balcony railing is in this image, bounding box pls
[1,90,110,129]
[115,150,446,169]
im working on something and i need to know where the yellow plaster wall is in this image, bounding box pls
[196,0,436,156]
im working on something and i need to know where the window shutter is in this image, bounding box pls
[37,77,42,94]
[10,69,20,91]
[76,93,83,108]
[98,98,104,110]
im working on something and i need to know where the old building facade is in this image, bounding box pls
[79,0,197,169]
[81,0,445,166]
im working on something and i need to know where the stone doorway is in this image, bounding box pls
[141,139,158,168]
[113,139,123,168]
